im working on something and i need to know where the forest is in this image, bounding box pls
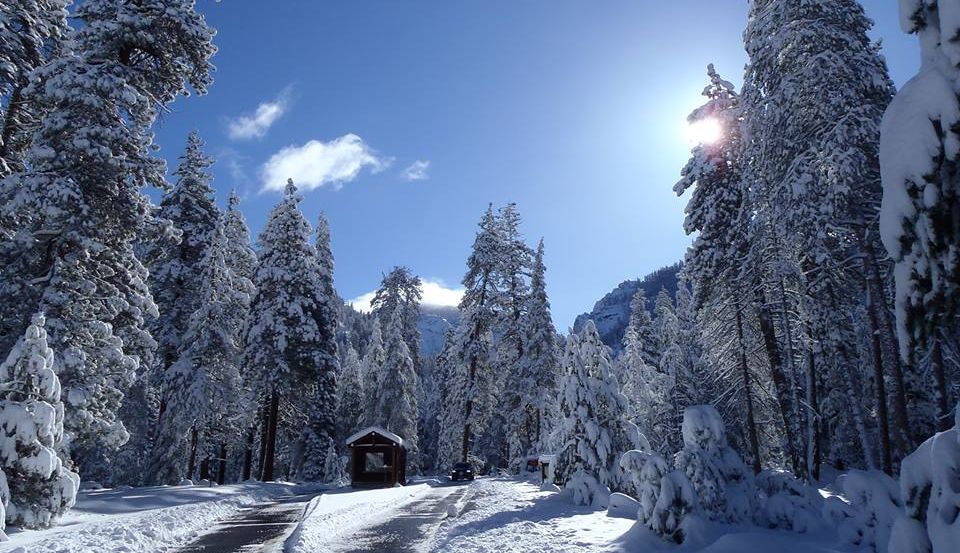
[0,1,957,552]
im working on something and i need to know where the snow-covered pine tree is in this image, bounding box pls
[245,180,334,482]
[377,308,420,473]
[741,0,898,475]
[881,0,960,436]
[361,321,386,423]
[222,190,258,479]
[371,266,423,375]
[438,206,501,467]
[674,64,766,474]
[0,314,79,529]
[149,221,248,485]
[297,209,340,482]
[0,0,215,479]
[336,345,364,442]
[506,239,559,470]
[0,0,68,177]
[557,320,638,504]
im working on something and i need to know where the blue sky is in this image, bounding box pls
[151,0,919,329]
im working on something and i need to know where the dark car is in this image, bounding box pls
[450,462,474,481]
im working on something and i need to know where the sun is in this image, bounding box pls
[684,118,723,146]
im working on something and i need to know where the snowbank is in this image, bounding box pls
[0,482,297,552]
[285,483,433,552]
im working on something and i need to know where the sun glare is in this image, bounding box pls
[684,118,723,146]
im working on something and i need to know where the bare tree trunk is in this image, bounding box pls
[261,391,280,482]
[736,306,762,474]
[865,276,893,474]
[242,426,255,481]
[187,425,198,480]
[932,335,951,432]
[256,397,270,480]
[805,353,821,481]
[217,443,227,485]
[754,285,801,473]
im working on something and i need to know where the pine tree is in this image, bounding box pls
[506,240,559,469]
[0,314,79,528]
[299,210,340,482]
[149,221,248,485]
[371,266,423,375]
[377,308,420,473]
[438,206,501,466]
[0,0,215,478]
[0,0,68,177]
[336,345,365,441]
[880,0,960,435]
[245,180,334,481]
[741,0,896,474]
[361,321,386,423]
[557,320,638,502]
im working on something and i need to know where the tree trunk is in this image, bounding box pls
[932,335,951,432]
[242,426,255,481]
[217,443,227,485]
[187,425,198,480]
[261,391,280,482]
[805,353,821,481]
[0,82,25,176]
[861,229,912,456]
[736,306,762,474]
[865,276,893,474]
[257,397,270,480]
[753,285,801,473]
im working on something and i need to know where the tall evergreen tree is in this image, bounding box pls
[336,345,365,441]
[299,209,340,482]
[438,206,501,467]
[361,320,386,423]
[880,0,960,435]
[506,240,559,469]
[0,0,215,478]
[149,221,248,485]
[0,314,78,528]
[371,266,423,375]
[377,308,420,472]
[245,180,334,481]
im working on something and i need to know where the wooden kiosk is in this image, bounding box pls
[346,426,407,488]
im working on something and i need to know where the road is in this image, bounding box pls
[178,492,317,553]
[334,482,469,553]
[177,480,469,553]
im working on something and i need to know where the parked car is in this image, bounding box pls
[450,462,475,481]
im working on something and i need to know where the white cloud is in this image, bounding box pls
[402,159,431,181]
[227,90,290,140]
[349,278,464,313]
[260,134,389,192]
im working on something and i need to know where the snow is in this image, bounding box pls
[0,482,299,553]
[286,482,432,552]
[346,426,404,448]
[431,477,634,552]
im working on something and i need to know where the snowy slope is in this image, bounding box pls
[0,482,301,553]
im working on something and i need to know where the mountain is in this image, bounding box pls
[418,304,461,357]
[572,262,682,352]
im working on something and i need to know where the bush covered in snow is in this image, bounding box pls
[565,469,611,508]
[829,470,901,553]
[755,469,825,533]
[0,314,79,530]
[675,405,754,523]
[888,404,960,553]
